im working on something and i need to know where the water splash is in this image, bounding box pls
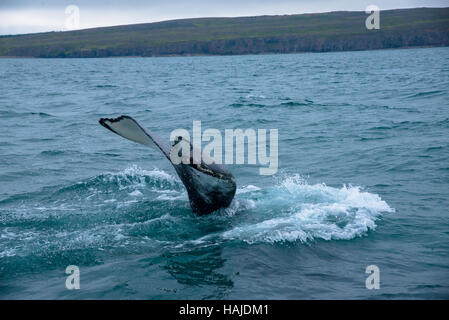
[0,168,393,263]
[221,175,393,244]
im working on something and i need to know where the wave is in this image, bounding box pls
[0,167,394,261]
[0,110,54,119]
[94,84,118,88]
[189,175,393,245]
[406,90,444,99]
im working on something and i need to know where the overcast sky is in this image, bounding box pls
[0,0,447,35]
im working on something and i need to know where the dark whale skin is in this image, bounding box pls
[99,115,236,215]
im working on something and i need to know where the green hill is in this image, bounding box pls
[0,7,448,57]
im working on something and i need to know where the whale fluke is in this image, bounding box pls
[99,115,236,215]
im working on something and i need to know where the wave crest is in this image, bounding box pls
[1,169,394,261]
[221,175,394,244]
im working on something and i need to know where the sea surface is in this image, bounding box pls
[0,47,448,299]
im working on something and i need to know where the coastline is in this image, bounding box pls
[1,8,448,59]
[0,44,447,59]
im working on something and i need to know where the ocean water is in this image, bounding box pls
[0,47,448,299]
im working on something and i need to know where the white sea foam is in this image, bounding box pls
[0,169,395,259]
[0,248,17,258]
[101,165,179,191]
[156,193,186,201]
[119,165,178,184]
[129,190,143,197]
[221,175,394,244]
[236,185,261,194]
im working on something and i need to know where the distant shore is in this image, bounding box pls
[0,7,448,58]
[1,45,448,59]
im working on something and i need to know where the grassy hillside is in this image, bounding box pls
[0,7,448,57]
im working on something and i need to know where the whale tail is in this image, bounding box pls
[99,115,171,159]
[99,115,236,215]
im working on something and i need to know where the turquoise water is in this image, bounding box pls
[0,47,448,299]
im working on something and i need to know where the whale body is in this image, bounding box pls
[99,115,236,215]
